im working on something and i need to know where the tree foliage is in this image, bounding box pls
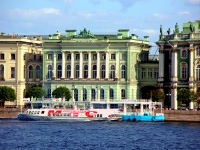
[26,86,46,98]
[177,88,198,105]
[52,87,72,101]
[152,89,165,102]
[0,86,16,102]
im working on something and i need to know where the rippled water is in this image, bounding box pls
[0,119,200,150]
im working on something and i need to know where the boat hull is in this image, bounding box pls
[121,115,164,122]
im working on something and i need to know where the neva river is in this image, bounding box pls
[0,119,200,150]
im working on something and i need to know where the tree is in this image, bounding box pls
[52,87,72,101]
[0,86,16,106]
[151,89,165,102]
[26,86,46,98]
[177,88,198,107]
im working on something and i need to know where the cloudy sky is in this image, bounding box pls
[1,0,200,54]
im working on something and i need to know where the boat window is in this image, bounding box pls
[110,104,119,109]
[100,114,102,117]
[93,104,107,109]
[37,111,40,114]
[41,111,45,114]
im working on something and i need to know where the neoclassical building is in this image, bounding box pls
[0,33,43,106]
[42,29,153,102]
[156,20,200,109]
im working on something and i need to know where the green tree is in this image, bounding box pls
[52,87,72,101]
[152,89,165,102]
[177,88,198,107]
[0,86,16,106]
[26,86,46,98]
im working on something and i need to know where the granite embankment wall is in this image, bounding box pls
[0,108,200,122]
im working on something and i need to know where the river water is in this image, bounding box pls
[0,119,200,150]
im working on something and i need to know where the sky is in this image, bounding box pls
[1,0,200,54]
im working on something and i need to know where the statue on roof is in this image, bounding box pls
[160,25,163,35]
[190,23,194,33]
[78,28,95,38]
[175,23,179,34]
[167,28,171,35]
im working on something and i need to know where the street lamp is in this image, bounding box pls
[166,93,171,110]
[71,84,75,108]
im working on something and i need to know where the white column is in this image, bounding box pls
[106,52,109,78]
[70,52,74,78]
[115,51,119,78]
[158,48,164,82]
[79,52,83,78]
[97,52,100,78]
[88,52,91,78]
[189,47,194,81]
[53,52,56,78]
[171,48,178,81]
[171,86,178,110]
[61,52,65,78]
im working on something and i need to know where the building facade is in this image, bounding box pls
[156,20,200,109]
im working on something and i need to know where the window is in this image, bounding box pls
[74,89,78,101]
[57,54,62,60]
[0,65,4,79]
[83,89,87,101]
[93,54,97,60]
[154,68,158,79]
[121,65,126,79]
[101,65,105,78]
[122,54,126,60]
[75,65,79,78]
[91,89,96,100]
[36,65,41,78]
[0,54,4,60]
[180,62,187,79]
[34,54,36,60]
[121,89,125,99]
[92,65,97,78]
[142,68,146,79]
[47,65,53,79]
[196,65,200,81]
[29,66,33,79]
[47,54,52,60]
[57,65,62,78]
[67,54,71,60]
[66,65,71,78]
[11,54,15,60]
[196,47,200,56]
[100,89,104,100]
[47,89,51,98]
[181,50,187,58]
[84,65,88,78]
[11,67,15,78]
[84,54,88,60]
[102,53,106,60]
[148,68,153,79]
[75,54,80,60]
[109,89,114,100]
[111,54,115,60]
[110,65,115,79]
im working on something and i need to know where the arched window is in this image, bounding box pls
[75,65,79,78]
[84,65,88,78]
[91,89,96,100]
[0,64,4,80]
[36,65,41,78]
[47,89,51,98]
[121,65,126,79]
[74,89,78,101]
[100,89,104,100]
[196,47,200,56]
[92,65,97,78]
[181,49,187,58]
[121,89,125,99]
[29,66,33,79]
[110,65,115,79]
[83,88,87,101]
[66,65,71,78]
[101,65,105,78]
[47,65,53,79]
[109,88,114,100]
[196,65,200,81]
[180,62,187,79]
[57,65,62,78]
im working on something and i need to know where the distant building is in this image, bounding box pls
[156,20,200,109]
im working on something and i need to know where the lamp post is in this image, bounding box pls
[166,93,171,110]
[71,84,75,109]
